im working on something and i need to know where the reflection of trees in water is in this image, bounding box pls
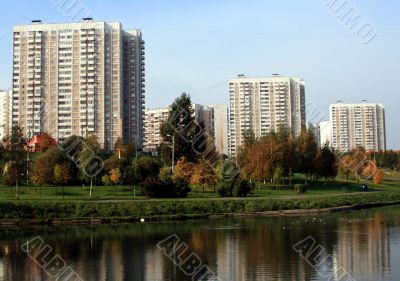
[0,206,398,280]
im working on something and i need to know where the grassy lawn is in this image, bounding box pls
[0,169,398,202]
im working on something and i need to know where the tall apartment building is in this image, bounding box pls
[208,104,228,155]
[193,103,214,134]
[318,120,333,148]
[12,19,145,149]
[229,74,306,156]
[0,90,12,140]
[330,102,386,152]
[143,108,169,153]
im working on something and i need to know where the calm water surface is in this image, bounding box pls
[1,206,400,281]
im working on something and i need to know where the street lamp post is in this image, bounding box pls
[167,134,175,173]
[171,135,175,173]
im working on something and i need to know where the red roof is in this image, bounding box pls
[28,134,56,151]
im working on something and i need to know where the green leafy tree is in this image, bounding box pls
[273,166,284,189]
[101,174,112,186]
[78,135,101,196]
[160,93,207,163]
[54,163,71,198]
[1,126,27,196]
[132,156,161,182]
[296,128,318,184]
[314,143,338,184]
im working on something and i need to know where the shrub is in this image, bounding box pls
[217,181,233,197]
[233,180,254,197]
[295,184,306,194]
[101,174,112,186]
[140,178,191,198]
[173,178,191,198]
[132,157,161,182]
[159,166,172,181]
[217,177,253,198]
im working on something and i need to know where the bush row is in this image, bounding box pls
[1,191,400,221]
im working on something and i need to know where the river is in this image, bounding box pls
[1,206,400,280]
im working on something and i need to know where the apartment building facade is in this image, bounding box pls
[12,20,145,149]
[0,90,12,140]
[208,104,228,155]
[330,102,386,152]
[318,120,332,148]
[228,74,306,156]
[143,107,169,153]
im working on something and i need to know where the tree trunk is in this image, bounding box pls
[16,179,19,199]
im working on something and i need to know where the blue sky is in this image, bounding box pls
[0,0,399,148]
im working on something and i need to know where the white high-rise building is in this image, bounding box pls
[330,102,386,152]
[318,121,332,147]
[143,108,170,153]
[209,104,229,155]
[12,19,145,149]
[228,74,306,156]
[0,90,12,140]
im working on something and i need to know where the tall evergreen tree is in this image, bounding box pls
[296,128,318,184]
[160,93,207,164]
[314,142,338,184]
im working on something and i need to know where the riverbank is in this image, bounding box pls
[1,190,400,227]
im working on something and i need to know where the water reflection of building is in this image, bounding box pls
[144,247,163,281]
[216,233,245,281]
[335,213,390,279]
[214,228,311,281]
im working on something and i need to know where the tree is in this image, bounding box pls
[54,163,71,184]
[2,125,27,153]
[338,154,352,181]
[173,157,195,182]
[2,126,27,197]
[132,156,161,182]
[273,166,284,189]
[114,138,137,159]
[54,163,71,199]
[345,148,370,182]
[296,128,318,184]
[78,135,101,196]
[160,93,207,163]
[104,156,132,184]
[373,169,384,184]
[36,132,56,152]
[190,159,216,192]
[31,146,77,186]
[101,174,112,186]
[237,130,257,168]
[110,168,122,186]
[314,143,338,184]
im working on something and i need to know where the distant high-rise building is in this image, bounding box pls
[318,121,332,147]
[0,90,12,140]
[228,74,306,156]
[12,20,145,149]
[330,102,386,151]
[143,108,169,153]
[193,103,214,134]
[208,104,229,155]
